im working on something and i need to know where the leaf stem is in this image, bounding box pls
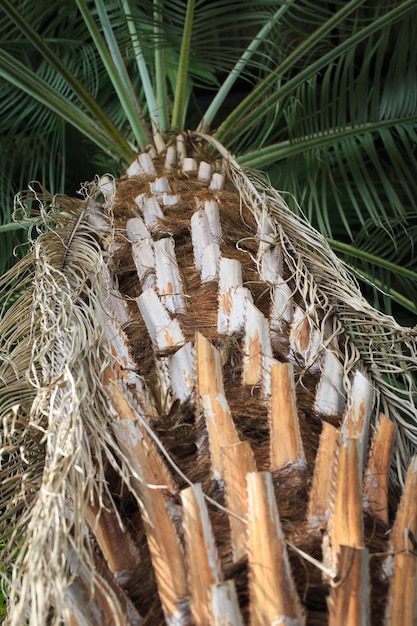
[171,0,195,130]
[356,272,417,316]
[0,222,33,233]
[237,114,417,169]
[197,4,294,131]
[327,238,417,283]
[121,0,160,132]
[154,0,169,132]
[76,0,150,151]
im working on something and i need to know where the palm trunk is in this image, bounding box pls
[1,136,416,625]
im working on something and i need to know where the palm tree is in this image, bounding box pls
[1,1,417,624]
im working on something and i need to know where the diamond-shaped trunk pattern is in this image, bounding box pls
[80,142,415,626]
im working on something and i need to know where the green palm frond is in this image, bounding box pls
[329,214,417,319]
[236,22,417,235]
[0,0,416,315]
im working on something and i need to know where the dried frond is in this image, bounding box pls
[0,183,136,626]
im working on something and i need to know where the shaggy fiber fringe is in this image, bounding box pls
[0,183,138,626]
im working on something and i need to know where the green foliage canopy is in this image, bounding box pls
[0,0,416,320]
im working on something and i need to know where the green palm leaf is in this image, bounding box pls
[0,0,416,314]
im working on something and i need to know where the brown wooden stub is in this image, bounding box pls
[243,301,273,393]
[85,499,141,588]
[329,438,364,559]
[384,553,417,626]
[67,577,141,626]
[269,360,305,470]
[113,418,189,624]
[341,371,372,465]
[246,471,305,626]
[389,455,417,551]
[364,413,395,524]
[200,392,242,480]
[385,455,417,626]
[181,484,222,626]
[328,545,370,626]
[196,332,224,397]
[224,441,256,560]
[244,328,262,386]
[307,420,339,530]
